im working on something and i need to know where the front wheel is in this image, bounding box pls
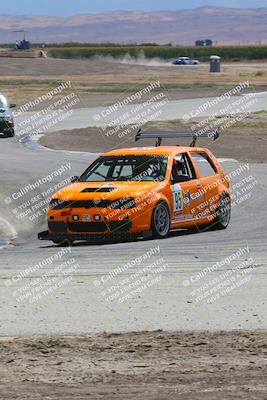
[5,129,15,137]
[52,239,74,246]
[151,201,171,239]
[213,193,231,230]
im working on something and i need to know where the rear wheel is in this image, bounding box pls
[151,201,170,239]
[213,193,231,230]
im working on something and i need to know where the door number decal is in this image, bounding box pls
[172,183,183,216]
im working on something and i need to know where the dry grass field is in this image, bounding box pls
[1,57,267,107]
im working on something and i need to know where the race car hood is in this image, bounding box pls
[52,180,165,202]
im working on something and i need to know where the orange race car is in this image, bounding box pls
[38,130,231,245]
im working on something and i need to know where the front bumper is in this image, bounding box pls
[38,229,152,242]
[0,120,14,134]
[44,203,153,243]
[47,219,134,233]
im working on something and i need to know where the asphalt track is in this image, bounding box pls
[14,92,267,133]
[0,129,266,336]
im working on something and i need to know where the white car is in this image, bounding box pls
[173,57,200,65]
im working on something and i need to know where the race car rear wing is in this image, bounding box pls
[135,129,220,147]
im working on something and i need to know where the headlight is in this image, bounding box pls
[4,116,13,124]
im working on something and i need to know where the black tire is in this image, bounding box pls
[151,201,171,239]
[5,129,14,138]
[213,193,231,230]
[52,239,74,246]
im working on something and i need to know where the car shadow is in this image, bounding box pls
[40,227,207,248]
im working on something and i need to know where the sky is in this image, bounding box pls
[0,0,266,16]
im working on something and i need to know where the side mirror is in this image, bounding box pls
[70,176,79,183]
[173,174,190,183]
[9,104,16,109]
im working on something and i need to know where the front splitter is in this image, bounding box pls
[38,230,152,243]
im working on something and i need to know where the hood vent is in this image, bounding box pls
[81,187,116,193]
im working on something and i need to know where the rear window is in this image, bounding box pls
[190,152,217,177]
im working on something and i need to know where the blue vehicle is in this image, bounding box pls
[0,94,16,137]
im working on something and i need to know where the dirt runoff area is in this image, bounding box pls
[40,123,267,163]
[0,330,266,400]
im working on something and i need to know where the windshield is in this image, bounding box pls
[80,155,168,182]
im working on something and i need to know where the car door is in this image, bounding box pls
[188,150,220,221]
[170,152,206,225]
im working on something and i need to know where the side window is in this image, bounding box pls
[172,153,196,181]
[190,153,217,177]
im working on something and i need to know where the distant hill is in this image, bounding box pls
[0,7,267,45]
